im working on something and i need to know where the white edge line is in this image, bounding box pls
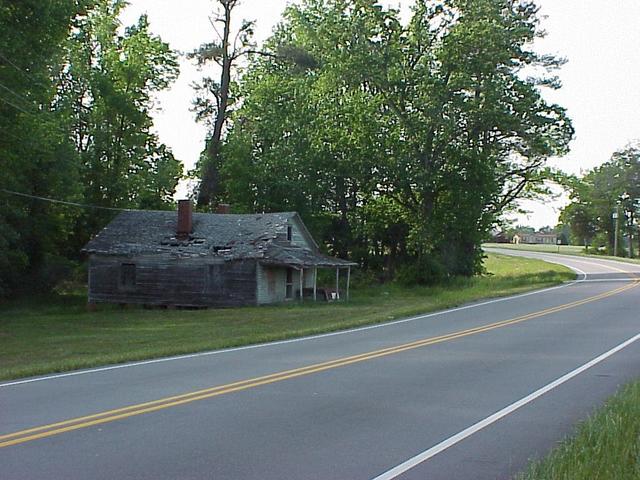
[371,331,640,480]
[0,263,587,389]
[569,279,638,283]
[533,252,640,270]
[485,248,640,274]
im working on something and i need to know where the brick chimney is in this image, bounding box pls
[177,199,193,239]
[216,203,231,214]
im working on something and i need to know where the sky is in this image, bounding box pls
[121,0,640,228]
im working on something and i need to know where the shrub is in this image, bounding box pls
[395,256,446,286]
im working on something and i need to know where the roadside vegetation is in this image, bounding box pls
[0,253,573,381]
[483,243,640,265]
[498,143,640,262]
[560,142,640,259]
[484,243,585,255]
[517,380,640,480]
[1,0,573,298]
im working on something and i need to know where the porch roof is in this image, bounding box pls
[260,245,357,268]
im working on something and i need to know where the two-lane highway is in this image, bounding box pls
[2,250,640,479]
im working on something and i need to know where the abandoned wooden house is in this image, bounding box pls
[83,201,356,307]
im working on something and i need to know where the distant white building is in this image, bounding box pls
[512,232,558,245]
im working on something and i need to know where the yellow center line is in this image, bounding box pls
[1,281,638,449]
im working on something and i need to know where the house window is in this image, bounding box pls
[285,268,293,299]
[208,264,223,291]
[287,226,293,242]
[120,263,136,289]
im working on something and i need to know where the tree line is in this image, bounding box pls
[560,143,640,257]
[0,0,572,297]
[196,0,572,282]
[0,0,180,295]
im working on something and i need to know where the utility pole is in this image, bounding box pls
[616,193,630,257]
[613,208,619,257]
[628,210,635,258]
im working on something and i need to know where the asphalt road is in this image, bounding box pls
[2,250,640,479]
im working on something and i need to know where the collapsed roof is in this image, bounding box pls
[83,210,356,268]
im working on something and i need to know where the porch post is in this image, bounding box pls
[346,266,351,301]
[299,268,304,302]
[335,267,339,300]
[313,267,317,301]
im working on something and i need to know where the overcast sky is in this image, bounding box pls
[121,0,640,228]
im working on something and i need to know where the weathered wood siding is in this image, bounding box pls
[256,265,317,304]
[88,255,257,307]
[304,269,316,288]
[289,224,307,247]
[256,264,286,304]
[289,217,315,249]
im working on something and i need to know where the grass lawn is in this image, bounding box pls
[483,243,640,265]
[517,380,640,480]
[0,253,574,381]
[484,242,586,255]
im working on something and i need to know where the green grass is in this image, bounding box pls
[0,253,574,381]
[517,380,640,480]
[483,243,640,265]
[484,243,586,255]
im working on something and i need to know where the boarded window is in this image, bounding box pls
[266,268,276,296]
[285,268,293,299]
[120,263,136,289]
[209,264,223,291]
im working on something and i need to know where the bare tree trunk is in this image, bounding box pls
[198,1,234,208]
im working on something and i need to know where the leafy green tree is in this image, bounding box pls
[612,145,640,257]
[222,0,572,279]
[190,0,316,209]
[559,172,598,247]
[58,0,182,243]
[0,0,92,294]
[0,0,182,295]
[220,1,395,272]
[384,0,572,275]
[560,201,596,246]
[561,143,640,255]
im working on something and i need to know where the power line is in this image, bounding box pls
[0,95,33,115]
[0,128,25,143]
[0,97,76,142]
[0,88,76,140]
[0,188,132,212]
[0,51,52,90]
[0,81,34,109]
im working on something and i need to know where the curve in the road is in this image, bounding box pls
[1,279,637,449]
[3,250,640,480]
